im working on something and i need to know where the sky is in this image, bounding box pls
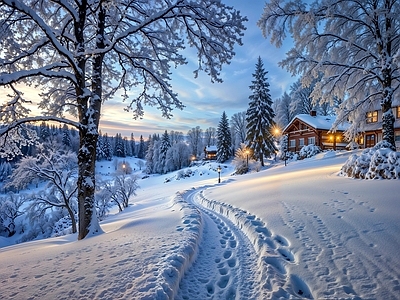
[1,150,399,299]
[102,0,295,139]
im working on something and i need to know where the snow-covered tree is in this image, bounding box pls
[102,174,139,212]
[204,127,217,147]
[187,126,204,158]
[289,79,316,115]
[159,130,171,173]
[165,141,191,172]
[137,135,146,159]
[114,134,126,157]
[245,57,277,167]
[102,134,113,161]
[0,193,26,237]
[274,92,295,128]
[216,111,232,162]
[230,112,247,149]
[258,0,400,149]
[96,133,105,161]
[170,131,184,145]
[0,0,246,240]
[130,133,135,157]
[61,124,72,148]
[0,161,12,183]
[6,144,78,233]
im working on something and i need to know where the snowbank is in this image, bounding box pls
[340,143,400,179]
[196,190,312,298]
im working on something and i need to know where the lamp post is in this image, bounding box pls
[217,165,221,183]
[245,149,249,168]
[122,162,126,174]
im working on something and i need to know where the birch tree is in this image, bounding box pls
[258,0,400,149]
[0,0,246,239]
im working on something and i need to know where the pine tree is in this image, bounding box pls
[114,133,126,157]
[130,133,135,157]
[216,111,232,163]
[245,57,277,167]
[103,133,113,161]
[159,130,171,173]
[39,121,50,142]
[145,136,155,174]
[96,134,105,161]
[62,124,72,148]
[138,135,145,159]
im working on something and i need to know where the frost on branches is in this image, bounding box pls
[0,1,246,239]
[259,0,400,173]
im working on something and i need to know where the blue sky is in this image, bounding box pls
[100,0,296,139]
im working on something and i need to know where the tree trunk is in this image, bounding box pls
[65,203,77,234]
[77,130,99,240]
[76,2,106,240]
[378,7,396,150]
[381,65,395,149]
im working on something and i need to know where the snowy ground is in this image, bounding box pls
[1,151,400,299]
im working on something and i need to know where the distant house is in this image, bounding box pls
[360,106,400,150]
[204,145,217,160]
[282,111,350,152]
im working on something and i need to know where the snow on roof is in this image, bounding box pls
[285,114,350,132]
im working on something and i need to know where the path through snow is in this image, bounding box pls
[177,187,312,299]
[177,188,259,299]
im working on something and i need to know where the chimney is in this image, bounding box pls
[310,110,317,117]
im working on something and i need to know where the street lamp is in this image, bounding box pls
[245,149,250,167]
[217,165,221,183]
[122,162,126,174]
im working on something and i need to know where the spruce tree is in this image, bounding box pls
[62,124,72,148]
[130,133,136,157]
[216,111,232,163]
[245,56,277,167]
[145,136,155,174]
[138,135,145,159]
[103,133,113,161]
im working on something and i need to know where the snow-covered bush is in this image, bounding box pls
[94,188,113,220]
[232,143,250,174]
[340,141,400,179]
[52,215,76,237]
[176,168,193,179]
[299,144,321,159]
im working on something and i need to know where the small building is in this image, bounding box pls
[360,106,400,150]
[204,145,217,160]
[282,111,350,152]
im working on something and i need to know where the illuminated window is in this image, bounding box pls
[397,106,400,119]
[366,134,376,148]
[366,111,378,123]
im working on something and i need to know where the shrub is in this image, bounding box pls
[299,144,321,159]
[340,142,400,179]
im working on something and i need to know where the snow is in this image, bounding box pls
[1,152,400,299]
[285,114,351,132]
